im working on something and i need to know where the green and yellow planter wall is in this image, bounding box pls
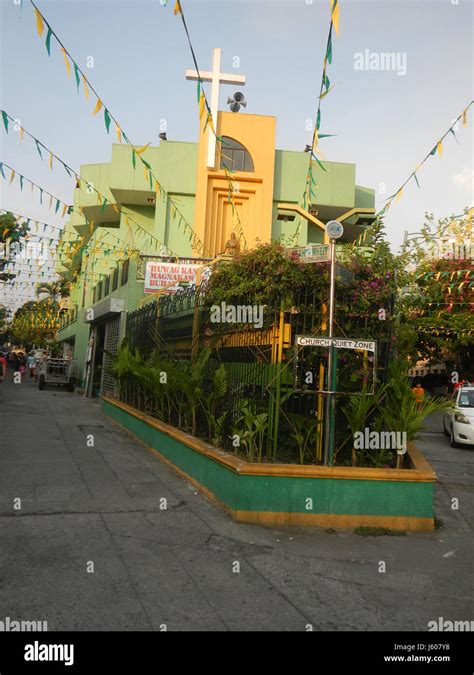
[102,396,436,532]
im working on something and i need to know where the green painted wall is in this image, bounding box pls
[103,399,435,522]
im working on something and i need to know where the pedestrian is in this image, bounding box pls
[0,352,7,383]
[411,382,425,408]
[19,354,26,378]
[12,353,21,381]
[27,352,37,379]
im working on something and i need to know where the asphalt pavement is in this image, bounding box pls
[0,376,472,631]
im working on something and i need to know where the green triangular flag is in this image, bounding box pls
[197,79,201,103]
[64,165,72,177]
[413,173,420,188]
[35,140,43,160]
[316,109,321,131]
[19,175,24,190]
[0,163,5,179]
[101,198,107,212]
[39,188,43,204]
[55,199,60,214]
[45,26,53,56]
[73,62,81,92]
[1,111,9,133]
[104,109,111,133]
[326,34,332,65]
[131,149,136,169]
[429,146,437,156]
[312,155,327,172]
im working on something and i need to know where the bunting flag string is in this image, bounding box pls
[0,110,180,260]
[0,159,73,214]
[1,208,147,272]
[29,1,209,258]
[289,0,341,246]
[354,100,474,247]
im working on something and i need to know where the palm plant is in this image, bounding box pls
[284,413,319,465]
[341,385,386,466]
[181,348,211,436]
[377,360,453,442]
[233,404,269,463]
[201,363,228,445]
[35,279,70,301]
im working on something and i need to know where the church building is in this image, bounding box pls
[56,48,376,394]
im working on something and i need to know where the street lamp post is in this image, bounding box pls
[323,221,344,466]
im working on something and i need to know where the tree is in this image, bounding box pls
[35,279,71,302]
[0,212,30,283]
[10,298,61,350]
[402,208,474,372]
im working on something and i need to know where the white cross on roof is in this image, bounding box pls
[186,48,246,168]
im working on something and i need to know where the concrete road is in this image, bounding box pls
[0,377,472,631]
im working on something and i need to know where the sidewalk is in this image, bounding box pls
[0,377,472,631]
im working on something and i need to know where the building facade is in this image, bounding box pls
[56,107,375,394]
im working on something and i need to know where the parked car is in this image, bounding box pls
[443,386,474,447]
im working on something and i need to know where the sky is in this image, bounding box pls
[0,0,473,309]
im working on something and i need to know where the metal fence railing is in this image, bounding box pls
[121,279,396,464]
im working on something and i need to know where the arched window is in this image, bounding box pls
[219,137,254,172]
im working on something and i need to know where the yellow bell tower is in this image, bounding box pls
[193,111,276,256]
[187,48,276,257]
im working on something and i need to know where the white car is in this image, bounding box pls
[443,386,474,448]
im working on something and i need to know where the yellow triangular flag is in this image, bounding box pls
[62,204,68,218]
[49,152,53,170]
[437,140,443,156]
[20,127,25,142]
[144,167,150,183]
[331,0,340,36]
[207,112,215,134]
[199,92,206,120]
[9,170,15,185]
[395,188,403,202]
[154,179,161,193]
[35,8,44,37]
[60,48,71,78]
[173,0,182,16]
[112,203,120,213]
[136,142,151,156]
[49,195,53,209]
[115,126,122,143]
[462,108,467,127]
[82,75,90,100]
[92,98,103,116]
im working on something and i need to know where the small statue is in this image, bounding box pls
[224,231,240,255]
